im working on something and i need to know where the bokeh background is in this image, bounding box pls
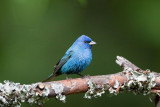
[0,0,160,107]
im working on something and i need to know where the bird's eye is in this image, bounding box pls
[84,41,88,43]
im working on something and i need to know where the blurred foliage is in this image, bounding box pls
[0,0,160,107]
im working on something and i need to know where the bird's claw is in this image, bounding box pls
[66,76,72,80]
[82,75,90,79]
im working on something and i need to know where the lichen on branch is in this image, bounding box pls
[0,56,159,106]
[0,81,49,107]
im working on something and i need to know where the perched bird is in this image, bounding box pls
[42,35,96,82]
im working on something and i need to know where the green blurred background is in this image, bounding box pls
[0,0,160,106]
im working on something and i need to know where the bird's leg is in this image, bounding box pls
[77,74,90,79]
[65,74,69,79]
[65,74,72,80]
[77,73,84,77]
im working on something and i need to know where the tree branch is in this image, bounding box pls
[0,56,159,106]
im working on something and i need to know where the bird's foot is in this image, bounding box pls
[66,77,72,80]
[77,73,84,77]
[82,75,90,79]
[77,74,91,79]
[65,75,72,80]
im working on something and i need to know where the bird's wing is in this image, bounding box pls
[53,50,72,75]
[42,50,73,82]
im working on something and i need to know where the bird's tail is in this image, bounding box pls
[42,73,57,82]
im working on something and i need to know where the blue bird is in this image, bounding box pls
[42,35,96,82]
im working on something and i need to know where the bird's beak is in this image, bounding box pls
[89,41,96,45]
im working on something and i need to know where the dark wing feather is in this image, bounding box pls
[53,50,72,75]
[42,51,72,82]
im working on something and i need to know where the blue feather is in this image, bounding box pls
[42,35,96,82]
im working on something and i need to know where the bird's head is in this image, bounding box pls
[74,35,96,49]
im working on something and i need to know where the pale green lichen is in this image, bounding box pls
[51,83,66,103]
[108,79,120,95]
[0,80,49,107]
[84,80,105,99]
[113,80,120,89]
[85,70,156,99]
[121,70,156,95]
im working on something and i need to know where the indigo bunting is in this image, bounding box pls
[43,35,96,82]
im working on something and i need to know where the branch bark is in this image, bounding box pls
[0,56,159,106]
